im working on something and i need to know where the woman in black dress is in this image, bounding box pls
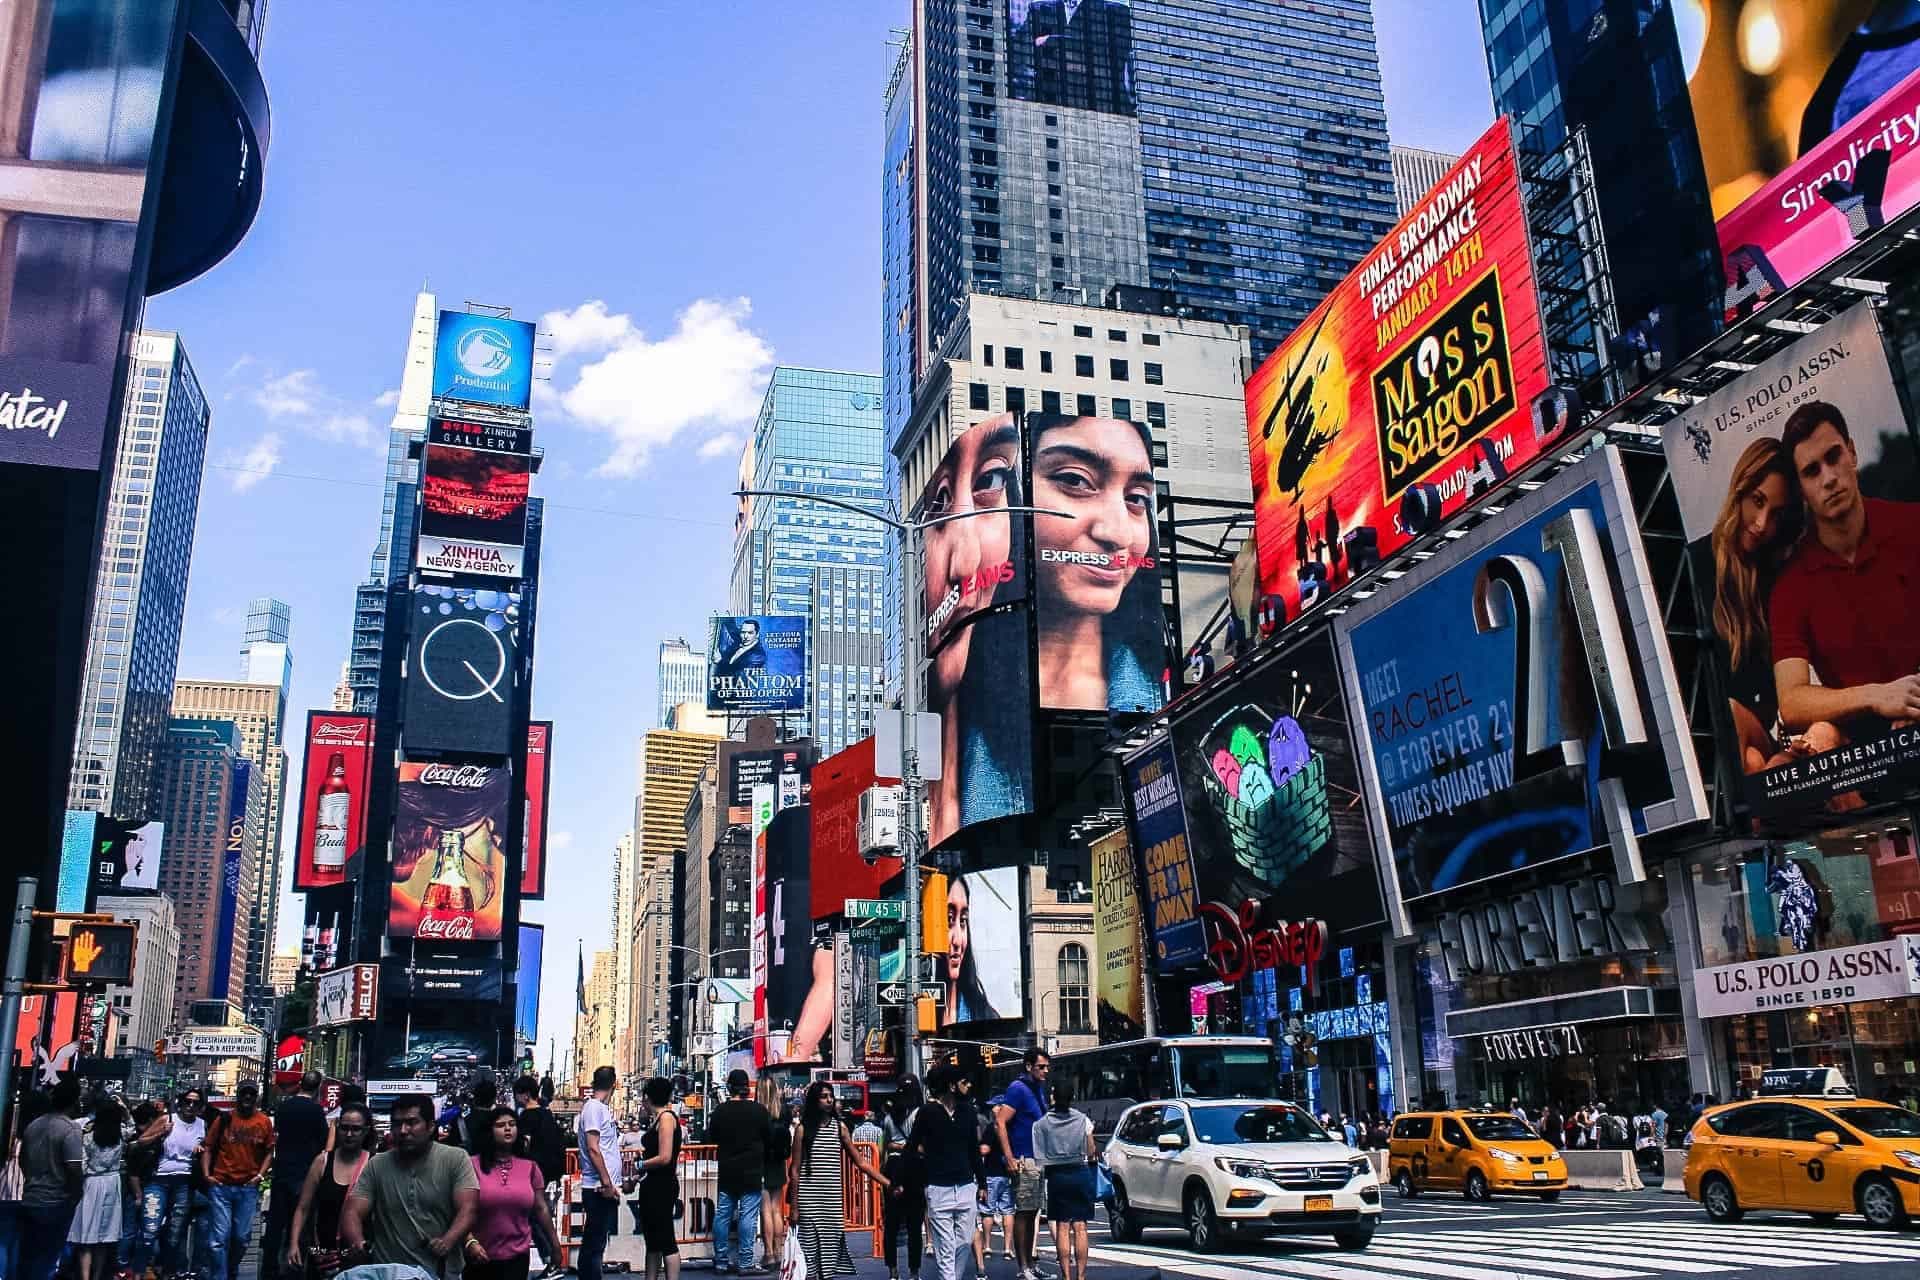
[638,1077,683,1280]
[283,1101,374,1278]
[759,1077,792,1267]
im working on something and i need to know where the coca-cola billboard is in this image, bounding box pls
[521,721,551,900]
[294,713,375,891]
[389,761,510,942]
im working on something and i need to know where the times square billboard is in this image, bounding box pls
[1244,118,1555,625]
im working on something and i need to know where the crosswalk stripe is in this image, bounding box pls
[1382,1230,1793,1269]
[1363,1236,1731,1273]
[1095,1240,1641,1280]
[1364,1240,1693,1276]
[1549,1221,1920,1259]
[1090,1244,1415,1280]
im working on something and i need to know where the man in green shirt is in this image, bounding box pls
[340,1093,478,1274]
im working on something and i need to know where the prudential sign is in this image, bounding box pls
[434,311,535,411]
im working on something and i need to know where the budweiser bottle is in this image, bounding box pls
[312,751,352,882]
[419,829,477,939]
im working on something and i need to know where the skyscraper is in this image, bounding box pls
[1390,145,1461,216]
[636,728,723,882]
[239,598,293,715]
[68,333,211,822]
[155,718,264,1027]
[731,368,887,751]
[656,638,707,728]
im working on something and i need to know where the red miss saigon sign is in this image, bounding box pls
[293,713,374,890]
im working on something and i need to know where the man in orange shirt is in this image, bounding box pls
[201,1081,276,1280]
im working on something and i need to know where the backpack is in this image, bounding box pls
[524,1106,566,1184]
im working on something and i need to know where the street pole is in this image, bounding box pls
[901,524,924,1078]
[0,877,37,1147]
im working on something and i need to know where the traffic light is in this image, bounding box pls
[62,923,137,987]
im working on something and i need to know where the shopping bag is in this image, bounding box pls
[1094,1163,1113,1201]
[780,1231,808,1280]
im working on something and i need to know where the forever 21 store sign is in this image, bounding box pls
[1428,873,1656,983]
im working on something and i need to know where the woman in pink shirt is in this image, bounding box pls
[464,1107,563,1280]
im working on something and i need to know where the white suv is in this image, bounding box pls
[1102,1099,1382,1252]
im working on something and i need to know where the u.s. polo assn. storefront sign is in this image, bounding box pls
[1694,936,1920,1019]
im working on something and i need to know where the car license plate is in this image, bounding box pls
[1532,1171,1549,1181]
[1305,1195,1334,1212]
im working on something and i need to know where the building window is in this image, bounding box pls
[1040,351,1053,373]
[983,344,994,366]
[1072,324,1092,338]
[1109,359,1128,381]
[1074,354,1094,378]
[1112,397,1131,420]
[1004,347,1024,371]
[1076,394,1096,417]
[970,383,990,410]
[1041,390,1062,414]
[1058,944,1091,1034]
[1142,333,1161,346]
[1144,362,1163,385]
[1108,329,1126,342]
[1006,387,1026,413]
[1146,401,1166,429]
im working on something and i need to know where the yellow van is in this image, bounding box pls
[1387,1110,1569,1201]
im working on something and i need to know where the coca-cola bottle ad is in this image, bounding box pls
[389,761,510,941]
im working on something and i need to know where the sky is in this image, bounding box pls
[148,0,1494,1076]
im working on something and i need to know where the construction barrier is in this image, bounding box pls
[555,1141,883,1270]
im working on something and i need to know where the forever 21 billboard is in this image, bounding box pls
[403,585,521,755]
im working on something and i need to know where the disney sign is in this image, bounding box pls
[1199,899,1327,984]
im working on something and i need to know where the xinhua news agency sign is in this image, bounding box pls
[1693,936,1920,1020]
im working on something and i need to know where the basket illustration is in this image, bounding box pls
[1198,702,1333,886]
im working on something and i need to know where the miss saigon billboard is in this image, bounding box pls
[1245,118,1555,623]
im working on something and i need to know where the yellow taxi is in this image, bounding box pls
[1684,1087,1920,1229]
[1387,1109,1569,1201]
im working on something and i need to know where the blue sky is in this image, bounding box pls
[148,1,1493,1074]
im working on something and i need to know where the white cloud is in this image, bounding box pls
[549,831,575,853]
[230,433,283,492]
[252,370,321,419]
[543,297,773,476]
[697,432,743,461]
[316,413,377,447]
[372,387,401,408]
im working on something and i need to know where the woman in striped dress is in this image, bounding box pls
[790,1082,889,1280]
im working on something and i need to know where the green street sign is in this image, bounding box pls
[845,898,906,922]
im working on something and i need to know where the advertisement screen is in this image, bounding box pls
[1245,119,1554,624]
[516,924,544,1047]
[210,760,251,997]
[389,762,511,942]
[402,585,520,756]
[809,739,894,919]
[429,418,532,454]
[925,607,1035,849]
[1659,304,1920,814]
[727,747,811,826]
[416,443,531,580]
[1091,827,1147,1040]
[379,1010,497,1075]
[1030,414,1165,713]
[1335,449,1707,909]
[1168,632,1385,969]
[314,964,379,1027]
[765,806,824,1058]
[707,615,808,713]
[522,721,552,899]
[380,950,504,1003]
[79,814,164,900]
[1686,4,1920,319]
[1123,737,1204,968]
[433,311,536,410]
[1006,0,1135,116]
[916,413,1030,656]
[921,866,1023,1027]
[294,713,374,890]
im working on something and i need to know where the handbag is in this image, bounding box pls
[779,1229,808,1280]
[1093,1162,1113,1202]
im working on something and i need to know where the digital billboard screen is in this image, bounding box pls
[1334,449,1708,913]
[916,413,1030,656]
[707,615,808,713]
[808,738,895,919]
[402,585,520,756]
[516,923,544,1047]
[1123,737,1204,969]
[433,311,536,410]
[1685,4,1920,320]
[1167,631,1384,972]
[727,746,810,826]
[429,417,532,454]
[293,713,374,890]
[1659,304,1920,815]
[764,806,820,1055]
[417,443,531,580]
[521,721,551,899]
[1245,119,1554,625]
[389,762,511,942]
[1029,413,1165,714]
[1006,0,1136,116]
[210,760,251,997]
[85,817,164,898]
[921,865,1023,1027]
[1091,827,1147,1041]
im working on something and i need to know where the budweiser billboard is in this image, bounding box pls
[521,721,552,899]
[389,762,510,942]
[294,713,375,891]
[1245,118,1555,623]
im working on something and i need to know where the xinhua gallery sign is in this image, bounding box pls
[1693,937,1920,1020]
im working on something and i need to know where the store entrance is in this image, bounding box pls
[1463,1018,1692,1118]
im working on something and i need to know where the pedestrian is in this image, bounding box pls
[1030,1083,1094,1280]
[464,1106,563,1280]
[283,1099,374,1280]
[201,1081,275,1280]
[757,1078,791,1268]
[262,1071,330,1280]
[339,1092,478,1273]
[1509,1098,1528,1127]
[513,1072,568,1264]
[573,1066,625,1280]
[707,1069,770,1276]
[974,1093,1010,1280]
[1540,1103,1563,1149]
[791,1081,889,1280]
[1652,1099,1670,1148]
[446,1072,501,1151]
[881,1078,926,1280]
[143,1087,207,1279]
[992,1049,1050,1280]
[850,1110,886,1150]
[18,1077,86,1280]
[907,1068,983,1280]
[636,1077,684,1280]
[68,1095,127,1280]
[122,1100,169,1279]
[1340,1114,1358,1147]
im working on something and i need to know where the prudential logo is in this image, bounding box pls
[455,326,516,380]
[435,310,533,409]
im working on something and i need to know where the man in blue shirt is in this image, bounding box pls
[993,1050,1050,1280]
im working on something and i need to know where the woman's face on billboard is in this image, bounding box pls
[922,416,1019,691]
[946,876,971,982]
[1033,417,1153,617]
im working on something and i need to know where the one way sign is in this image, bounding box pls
[879,982,944,1006]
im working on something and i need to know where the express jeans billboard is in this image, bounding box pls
[389,762,510,942]
[1659,305,1920,815]
[1335,449,1708,918]
[707,615,808,713]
